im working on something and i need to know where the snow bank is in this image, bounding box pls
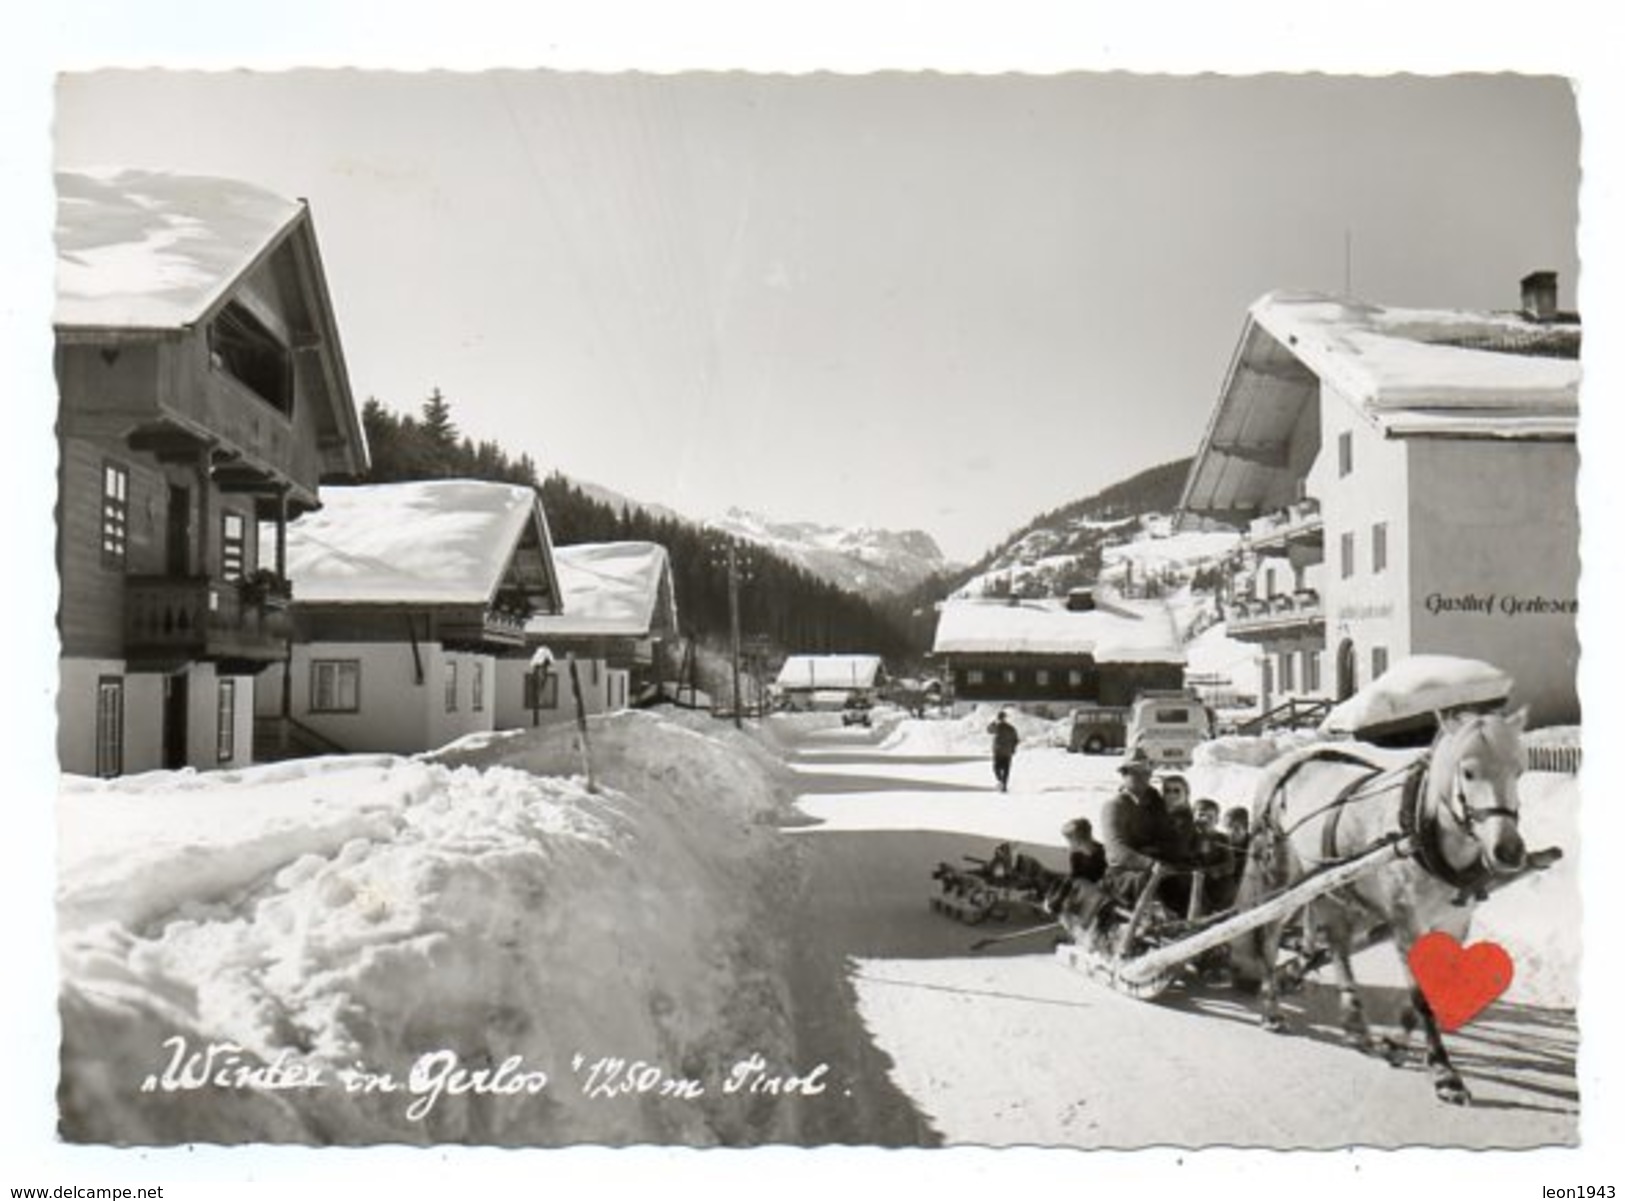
[879,706,1071,755]
[58,711,813,1146]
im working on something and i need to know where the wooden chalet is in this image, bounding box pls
[257,480,562,757]
[931,591,1185,713]
[55,169,367,776]
[499,541,679,728]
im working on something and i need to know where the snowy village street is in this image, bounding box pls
[782,714,1582,1148]
[51,704,1582,1150]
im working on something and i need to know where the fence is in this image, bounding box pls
[1524,743,1582,774]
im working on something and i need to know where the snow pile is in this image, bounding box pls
[1470,770,1579,1007]
[57,711,810,1146]
[878,706,1070,755]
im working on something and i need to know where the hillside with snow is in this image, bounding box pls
[708,507,952,598]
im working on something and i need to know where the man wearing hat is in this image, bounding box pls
[1097,746,1172,907]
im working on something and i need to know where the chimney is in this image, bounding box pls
[1520,271,1559,323]
[1066,588,1096,613]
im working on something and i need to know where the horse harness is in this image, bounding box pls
[1258,744,1498,904]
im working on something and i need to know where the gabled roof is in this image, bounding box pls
[1180,290,1581,521]
[56,168,306,330]
[526,541,678,639]
[932,596,1184,665]
[777,654,886,690]
[55,168,368,481]
[281,480,560,609]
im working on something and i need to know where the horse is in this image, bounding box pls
[1230,708,1528,1105]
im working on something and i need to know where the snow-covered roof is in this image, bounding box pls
[55,168,306,330]
[282,480,550,607]
[1253,292,1579,423]
[777,654,886,690]
[526,542,677,639]
[932,597,1185,664]
[1181,290,1580,521]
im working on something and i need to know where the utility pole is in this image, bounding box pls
[728,542,743,730]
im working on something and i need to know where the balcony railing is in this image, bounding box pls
[1225,588,1325,639]
[1244,497,1324,551]
[125,574,291,664]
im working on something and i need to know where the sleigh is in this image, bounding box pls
[929,842,1057,925]
[1048,838,1562,1001]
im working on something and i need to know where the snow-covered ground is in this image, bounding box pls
[52,704,1583,1151]
[790,714,1581,1146]
[56,712,819,1146]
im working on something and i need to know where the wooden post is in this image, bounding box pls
[274,486,289,583]
[566,653,596,792]
[728,543,742,730]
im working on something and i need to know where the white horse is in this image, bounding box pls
[1231,709,1528,1104]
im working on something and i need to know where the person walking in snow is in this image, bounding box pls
[987,709,1021,792]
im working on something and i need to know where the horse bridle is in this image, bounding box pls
[1406,715,1522,897]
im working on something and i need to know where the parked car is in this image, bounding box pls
[1069,705,1127,754]
[842,698,873,728]
[1124,691,1214,768]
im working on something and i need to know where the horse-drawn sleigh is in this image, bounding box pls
[950,707,1565,1105]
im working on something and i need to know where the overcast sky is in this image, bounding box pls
[53,71,1577,559]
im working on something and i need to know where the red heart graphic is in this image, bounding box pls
[1408,931,1514,1032]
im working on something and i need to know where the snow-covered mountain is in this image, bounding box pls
[707,507,953,598]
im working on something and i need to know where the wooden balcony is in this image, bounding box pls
[1243,498,1324,555]
[1224,589,1325,642]
[124,574,292,668]
[441,606,531,651]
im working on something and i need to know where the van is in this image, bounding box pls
[1124,692,1214,768]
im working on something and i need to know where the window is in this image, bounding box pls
[1340,531,1356,580]
[208,300,293,414]
[966,669,985,686]
[95,676,124,778]
[1068,670,1083,687]
[1306,651,1321,693]
[1338,431,1353,477]
[1371,522,1388,574]
[444,660,459,712]
[524,671,559,709]
[217,679,237,761]
[310,660,360,713]
[1264,566,1278,597]
[1036,669,1051,687]
[1279,652,1296,693]
[1372,646,1390,680]
[472,660,485,712]
[1261,658,1274,700]
[1002,669,1018,686]
[101,461,129,568]
[221,513,247,581]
